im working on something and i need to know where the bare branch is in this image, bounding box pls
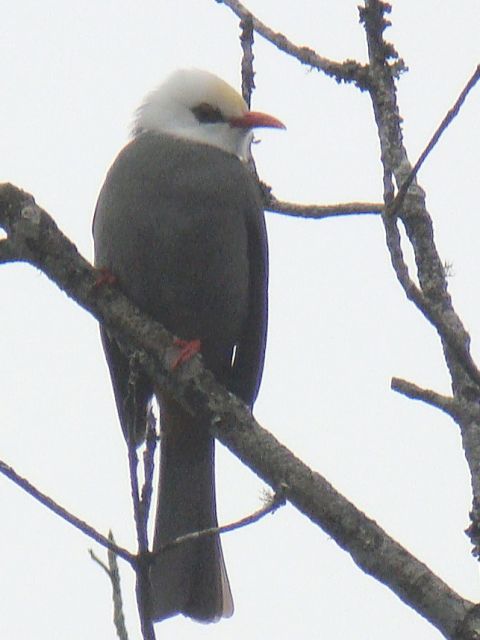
[216,0,370,88]
[127,437,147,551]
[0,458,135,565]
[124,361,156,639]
[382,210,423,299]
[157,487,286,554]
[90,549,111,576]
[140,419,157,524]
[90,532,130,640]
[391,377,457,417]
[265,193,383,219]
[239,13,255,107]
[361,0,480,583]
[361,4,480,379]
[388,64,480,220]
[239,13,260,179]
[361,1,476,368]
[126,433,155,640]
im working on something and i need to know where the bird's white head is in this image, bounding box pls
[132,69,284,161]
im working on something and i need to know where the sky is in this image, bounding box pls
[1,1,480,638]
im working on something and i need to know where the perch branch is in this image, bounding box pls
[0,181,477,638]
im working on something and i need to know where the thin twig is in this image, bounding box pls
[0,458,135,565]
[156,487,286,555]
[140,416,157,528]
[238,12,259,178]
[90,549,111,576]
[382,210,424,301]
[124,355,156,640]
[216,0,370,88]
[124,355,151,551]
[391,377,457,417]
[127,438,146,550]
[240,13,255,107]
[387,64,480,219]
[126,436,155,640]
[90,532,129,640]
[266,194,383,219]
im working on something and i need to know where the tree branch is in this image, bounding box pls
[265,192,383,219]
[360,0,480,543]
[388,64,480,220]
[391,377,457,417]
[215,0,370,88]
[126,434,155,640]
[0,181,477,638]
[0,457,135,566]
[123,364,156,640]
[157,488,286,555]
[239,13,255,107]
[90,532,130,640]
[140,419,157,527]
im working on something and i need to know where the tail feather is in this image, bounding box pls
[149,396,233,622]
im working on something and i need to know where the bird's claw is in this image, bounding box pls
[171,338,201,370]
[94,267,118,289]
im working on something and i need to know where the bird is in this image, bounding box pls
[93,68,284,623]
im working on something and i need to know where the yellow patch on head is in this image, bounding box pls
[201,73,247,118]
[167,69,247,119]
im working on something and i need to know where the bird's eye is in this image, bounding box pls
[191,103,226,124]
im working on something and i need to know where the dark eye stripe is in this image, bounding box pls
[191,102,226,124]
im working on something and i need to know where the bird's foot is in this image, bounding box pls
[171,338,201,369]
[93,266,118,289]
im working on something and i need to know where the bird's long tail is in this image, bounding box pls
[149,395,233,622]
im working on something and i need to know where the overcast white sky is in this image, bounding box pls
[1,2,480,638]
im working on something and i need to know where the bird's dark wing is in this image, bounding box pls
[98,314,153,445]
[230,179,268,408]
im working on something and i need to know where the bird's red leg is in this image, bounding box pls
[171,338,201,370]
[94,266,118,288]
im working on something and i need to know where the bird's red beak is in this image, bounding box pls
[229,111,286,130]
